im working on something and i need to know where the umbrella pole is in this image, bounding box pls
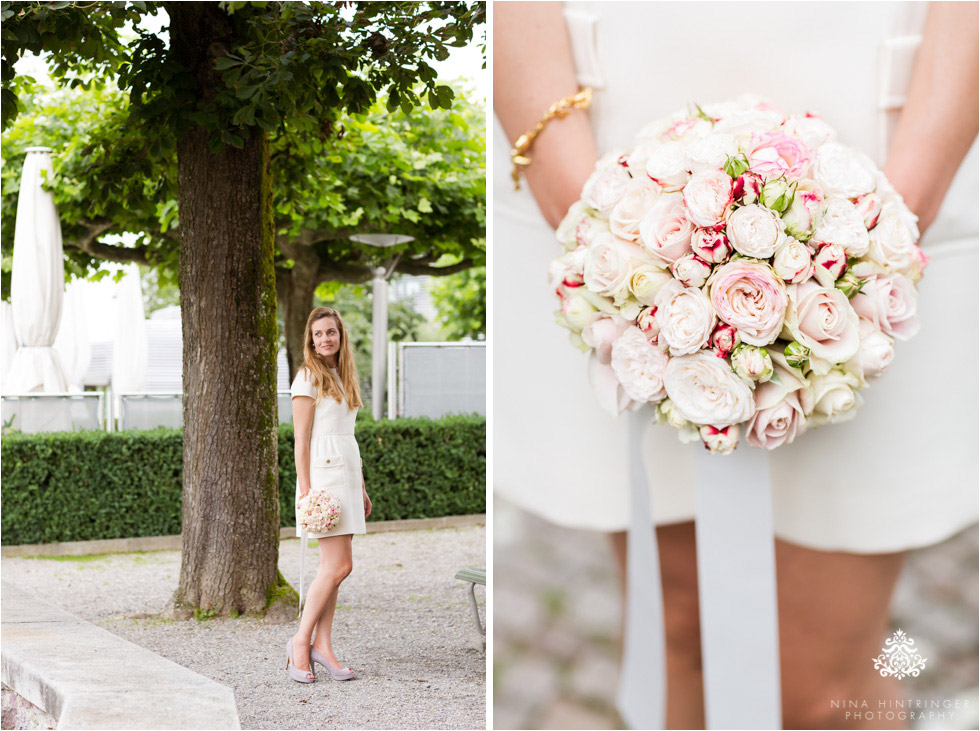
[299,526,307,619]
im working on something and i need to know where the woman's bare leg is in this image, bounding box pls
[311,534,353,669]
[611,525,907,730]
[776,540,906,730]
[292,535,352,675]
[609,524,705,729]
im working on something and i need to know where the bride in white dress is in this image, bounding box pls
[493,2,978,728]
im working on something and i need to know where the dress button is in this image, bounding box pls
[326,459,331,464]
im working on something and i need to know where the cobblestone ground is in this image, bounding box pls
[493,498,979,730]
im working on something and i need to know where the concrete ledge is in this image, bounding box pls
[0,514,485,558]
[0,582,240,730]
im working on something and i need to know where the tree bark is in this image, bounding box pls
[169,3,287,616]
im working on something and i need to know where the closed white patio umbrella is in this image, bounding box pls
[5,147,69,394]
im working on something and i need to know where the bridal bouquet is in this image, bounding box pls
[551,96,926,453]
[298,491,342,533]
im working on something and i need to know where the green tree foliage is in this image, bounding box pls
[430,265,485,339]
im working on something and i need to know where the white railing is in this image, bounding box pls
[0,393,105,434]
[387,341,486,419]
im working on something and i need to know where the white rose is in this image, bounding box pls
[628,265,673,306]
[855,318,895,381]
[686,133,738,174]
[639,193,695,263]
[780,115,837,149]
[811,198,870,256]
[582,164,631,217]
[664,351,756,427]
[726,204,782,258]
[800,369,863,426]
[813,142,876,198]
[784,280,861,363]
[584,233,632,299]
[610,178,662,241]
[850,274,920,341]
[610,326,670,403]
[683,169,733,227]
[868,202,916,271]
[655,280,716,356]
[772,237,813,283]
[645,141,690,186]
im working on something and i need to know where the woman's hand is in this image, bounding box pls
[363,491,372,519]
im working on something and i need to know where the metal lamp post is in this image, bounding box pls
[349,234,414,419]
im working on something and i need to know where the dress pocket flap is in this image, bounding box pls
[314,455,345,469]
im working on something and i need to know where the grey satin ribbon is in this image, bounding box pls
[617,412,782,729]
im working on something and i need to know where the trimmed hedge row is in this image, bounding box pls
[1,415,485,546]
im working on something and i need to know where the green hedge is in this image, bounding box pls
[1,415,485,545]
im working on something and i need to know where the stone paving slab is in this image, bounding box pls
[1,582,240,730]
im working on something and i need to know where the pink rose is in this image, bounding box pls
[682,169,733,227]
[582,314,631,365]
[671,252,713,289]
[639,193,695,264]
[691,227,733,264]
[782,184,824,240]
[850,274,920,341]
[732,171,763,205]
[785,280,860,363]
[709,322,739,358]
[746,360,809,449]
[812,243,848,288]
[745,131,813,180]
[708,260,788,346]
[854,193,882,229]
[636,306,661,342]
[548,245,587,296]
[855,318,894,381]
[584,233,632,298]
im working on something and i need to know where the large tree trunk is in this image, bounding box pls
[169,3,289,616]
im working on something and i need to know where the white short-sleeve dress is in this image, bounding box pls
[291,367,366,538]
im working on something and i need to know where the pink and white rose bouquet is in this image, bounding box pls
[552,96,925,453]
[298,490,342,534]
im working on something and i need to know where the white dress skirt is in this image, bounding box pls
[492,0,979,553]
[291,367,366,537]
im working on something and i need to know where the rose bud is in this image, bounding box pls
[813,243,848,287]
[709,322,739,358]
[657,398,692,430]
[784,340,810,369]
[555,292,599,333]
[700,424,740,455]
[782,184,824,240]
[671,252,713,288]
[760,178,794,213]
[691,227,733,264]
[732,171,763,205]
[723,153,750,179]
[772,236,813,283]
[636,306,661,343]
[835,270,864,299]
[731,343,774,382]
[903,245,929,282]
[853,192,882,229]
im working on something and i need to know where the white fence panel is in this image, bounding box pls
[389,342,486,419]
[1,393,104,434]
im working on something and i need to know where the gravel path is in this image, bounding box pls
[2,526,486,730]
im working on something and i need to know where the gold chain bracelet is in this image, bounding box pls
[510,87,593,190]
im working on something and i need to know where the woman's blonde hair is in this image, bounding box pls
[298,307,364,409]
